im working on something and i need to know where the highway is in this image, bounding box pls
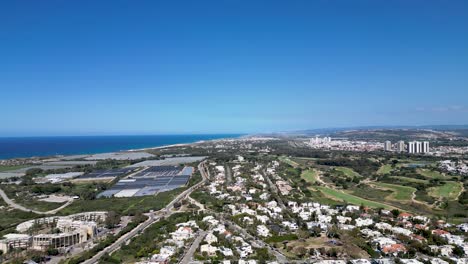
[82,161,209,264]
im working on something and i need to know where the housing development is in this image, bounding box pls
[0,128,467,264]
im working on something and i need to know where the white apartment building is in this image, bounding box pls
[397,140,405,152]
[407,141,430,154]
[384,141,392,151]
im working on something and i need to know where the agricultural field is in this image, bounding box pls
[371,182,416,201]
[429,181,463,200]
[300,169,317,183]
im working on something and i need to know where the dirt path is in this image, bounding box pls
[314,170,329,187]
[187,195,206,211]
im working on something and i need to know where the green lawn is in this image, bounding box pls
[279,156,300,167]
[377,164,393,174]
[372,182,416,201]
[390,176,429,184]
[417,169,445,179]
[429,181,462,200]
[335,167,361,178]
[301,169,317,183]
[315,186,392,209]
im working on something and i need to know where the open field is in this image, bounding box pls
[315,186,392,209]
[390,176,429,184]
[371,182,416,201]
[300,169,317,183]
[17,199,67,212]
[429,181,463,200]
[335,167,361,178]
[417,169,445,179]
[377,164,392,174]
[281,234,369,259]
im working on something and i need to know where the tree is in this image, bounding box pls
[26,168,43,176]
[105,211,121,228]
[453,245,464,257]
[47,248,59,256]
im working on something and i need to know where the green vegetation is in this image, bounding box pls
[0,165,29,172]
[65,213,148,264]
[266,234,298,243]
[300,169,317,183]
[109,212,199,263]
[0,209,38,236]
[17,199,66,212]
[61,188,185,216]
[390,176,429,184]
[335,167,361,178]
[372,182,416,201]
[350,184,393,202]
[377,164,392,174]
[316,158,379,177]
[417,169,445,179]
[279,156,299,167]
[429,181,463,200]
[315,186,392,209]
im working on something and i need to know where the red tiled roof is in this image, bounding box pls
[398,212,413,218]
[382,244,407,254]
[414,224,427,230]
[432,229,449,236]
[411,234,426,241]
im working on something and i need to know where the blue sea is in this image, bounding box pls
[0,134,242,160]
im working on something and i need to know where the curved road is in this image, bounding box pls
[0,188,74,215]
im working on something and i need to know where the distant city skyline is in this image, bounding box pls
[1,1,467,136]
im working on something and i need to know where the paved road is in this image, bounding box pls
[0,188,74,215]
[263,169,287,211]
[179,230,208,264]
[82,161,209,264]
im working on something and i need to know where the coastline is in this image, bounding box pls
[0,135,243,161]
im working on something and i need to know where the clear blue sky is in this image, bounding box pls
[1,1,467,136]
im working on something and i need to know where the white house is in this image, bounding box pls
[205,232,218,244]
[257,225,270,237]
